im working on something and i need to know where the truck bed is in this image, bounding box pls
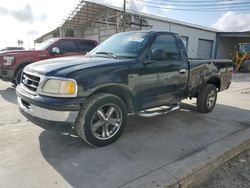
[188,59,233,95]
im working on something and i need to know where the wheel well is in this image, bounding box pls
[206,77,221,91]
[92,86,135,113]
[14,62,32,77]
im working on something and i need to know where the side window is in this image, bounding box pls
[150,35,180,61]
[180,36,188,52]
[78,40,96,53]
[56,40,77,53]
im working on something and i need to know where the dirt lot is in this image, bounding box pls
[0,73,249,188]
[197,149,250,188]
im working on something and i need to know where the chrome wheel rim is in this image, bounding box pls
[207,90,216,108]
[91,104,122,140]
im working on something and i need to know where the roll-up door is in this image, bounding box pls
[197,39,213,59]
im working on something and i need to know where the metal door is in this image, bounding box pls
[197,39,213,59]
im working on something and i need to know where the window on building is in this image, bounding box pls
[150,34,180,61]
[56,40,77,53]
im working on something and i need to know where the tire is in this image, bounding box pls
[75,93,127,146]
[242,60,250,73]
[197,84,217,113]
[14,67,24,85]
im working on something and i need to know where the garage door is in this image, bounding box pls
[197,39,213,59]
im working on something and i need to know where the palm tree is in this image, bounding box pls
[17,40,24,46]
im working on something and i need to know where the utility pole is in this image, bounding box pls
[123,0,126,13]
[122,0,126,31]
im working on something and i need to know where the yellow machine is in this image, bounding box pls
[232,43,250,72]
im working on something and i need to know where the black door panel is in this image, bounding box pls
[139,34,188,109]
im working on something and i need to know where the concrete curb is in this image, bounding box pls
[168,127,250,188]
[122,127,250,188]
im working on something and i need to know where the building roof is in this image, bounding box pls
[35,0,219,42]
[84,0,219,32]
[217,31,250,38]
[63,0,219,32]
[35,28,59,43]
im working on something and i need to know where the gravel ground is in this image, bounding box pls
[196,149,250,188]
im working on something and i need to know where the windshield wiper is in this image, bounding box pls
[95,52,118,59]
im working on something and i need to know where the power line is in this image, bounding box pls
[136,4,250,12]
[134,0,250,12]
[135,0,240,3]
[135,0,250,7]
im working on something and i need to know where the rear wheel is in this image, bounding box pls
[197,84,217,113]
[242,60,250,73]
[75,93,127,146]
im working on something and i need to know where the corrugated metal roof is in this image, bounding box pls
[35,0,219,42]
[61,0,219,32]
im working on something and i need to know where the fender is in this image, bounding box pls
[203,73,221,90]
[14,61,33,75]
[13,56,39,69]
[84,83,138,113]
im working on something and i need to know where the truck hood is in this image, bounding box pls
[25,56,130,76]
[0,50,41,56]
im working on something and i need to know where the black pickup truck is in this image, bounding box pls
[16,31,233,146]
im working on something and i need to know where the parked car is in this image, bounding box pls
[1,47,25,51]
[16,31,233,146]
[0,37,98,84]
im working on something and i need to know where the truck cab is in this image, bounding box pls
[0,38,98,84]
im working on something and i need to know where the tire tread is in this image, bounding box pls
[197,84,217,113]
[75,93,127,146]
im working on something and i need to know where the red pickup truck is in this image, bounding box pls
[0,37,98,85]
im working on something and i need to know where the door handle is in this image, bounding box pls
[179,69,187,74]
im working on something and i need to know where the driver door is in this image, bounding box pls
[140,33,188,109]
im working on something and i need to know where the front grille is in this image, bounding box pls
[22,72,40,92]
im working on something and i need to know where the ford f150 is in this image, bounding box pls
[16,31,233,146]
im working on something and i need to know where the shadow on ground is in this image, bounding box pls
[0,86,17,105]
[38,103,250,188]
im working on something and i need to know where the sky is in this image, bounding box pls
[0,0,250,49]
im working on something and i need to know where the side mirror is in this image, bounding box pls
[51,47,60,54]
[151,49,166,61]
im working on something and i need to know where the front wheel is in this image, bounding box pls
[14,68,24,85]
[197,84,217,113]
[75,93,127,146]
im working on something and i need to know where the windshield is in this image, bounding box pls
[89,32,151,58]
[239,44,250,55]
[35,38,59,50]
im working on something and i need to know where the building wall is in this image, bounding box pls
[73,29,84,38]
[84,28,99,41]
[147,19,217,58]
[83,24,117,43]
[82,18,217,58]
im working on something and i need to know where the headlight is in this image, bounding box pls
[41,79,77,97]
[3,56,15,66]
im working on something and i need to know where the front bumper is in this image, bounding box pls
[17,97,78,123]
[0,68,15,82]
[16,85,86,123]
